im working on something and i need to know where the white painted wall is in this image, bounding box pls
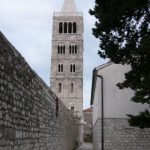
[93,77,101,125]
[93,63,148,125]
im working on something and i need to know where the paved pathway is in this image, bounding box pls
[77,143,93,150]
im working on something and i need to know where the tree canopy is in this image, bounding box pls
[90,0,150,128]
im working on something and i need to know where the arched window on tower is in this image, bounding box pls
[68,22,72,33]
[59,22,63,33]
[58,43,65,54]
[73,22,77,33]
[58,64,63,72]
[69,44,77,54]
[70,64,76,73]
[64,22,68,33]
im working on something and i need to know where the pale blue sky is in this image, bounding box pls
[0,0,106,109]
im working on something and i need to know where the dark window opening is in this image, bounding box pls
[58,46,60,54]
[58,64,61,72]
[71,106,74,111]
[61,46,63,54]
[69,45,72,54]
[59,22,63,33]
[58,45,65,54]
[72,46,75,54]
[73,64,75,72]
[70,64,75,72]
[64,22,68,33]
[75,45,77,54]
[58,83,62,93]
[70,64,72,72]
[71,83,74,93]
[68,22,72,33]
[58,64,63,72]
[59,22,76,34]
[63,46,65,54]
[73,22,77,33]
[69,44,77,54]
[61,64,63,72]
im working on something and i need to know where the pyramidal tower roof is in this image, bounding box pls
[61,0,77,12]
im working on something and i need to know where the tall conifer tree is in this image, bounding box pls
[90,0,150,128]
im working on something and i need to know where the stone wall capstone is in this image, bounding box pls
[0,31,79,150]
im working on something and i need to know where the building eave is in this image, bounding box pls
[95,61,113,71]
[90,61,113,105]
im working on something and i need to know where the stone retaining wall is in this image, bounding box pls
[0,32,79,150]
[93,118,150,150]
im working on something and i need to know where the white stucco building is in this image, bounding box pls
[91,62,150,150]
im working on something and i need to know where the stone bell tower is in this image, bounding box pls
[50,0,84,117]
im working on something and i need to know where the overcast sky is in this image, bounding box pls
[0,0,106,109]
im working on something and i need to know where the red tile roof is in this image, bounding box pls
[83,107,93,112]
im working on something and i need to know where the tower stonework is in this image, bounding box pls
[50,0,83,117]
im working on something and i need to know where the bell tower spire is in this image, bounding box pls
[50,0,83,117]
[61,0,77,12]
